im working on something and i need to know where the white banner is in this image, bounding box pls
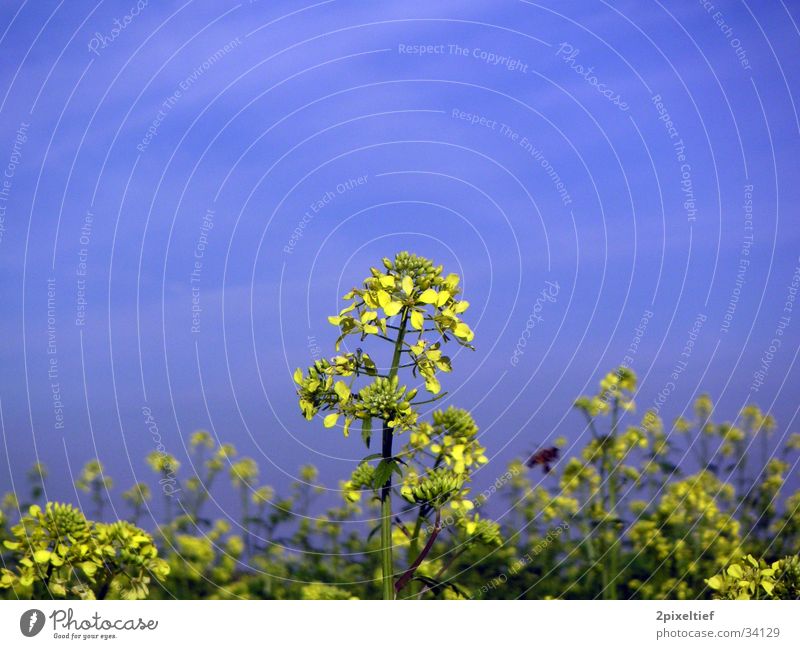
[0,600,797,648]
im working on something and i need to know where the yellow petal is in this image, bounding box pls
[425,375,441,394]
[418,289,438,304]
[453,322,474,342]
[410,310,424,330]
[323,413,339,428]
[384,301,403,317]
[377,290,391,308]
[334,381,350,402]
[402,276,413,295]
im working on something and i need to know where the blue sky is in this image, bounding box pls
[0,0,798,520]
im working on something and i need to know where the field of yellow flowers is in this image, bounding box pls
[2,254,798,600]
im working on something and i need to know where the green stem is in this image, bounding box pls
[606,457,618,599]
[241,488,250,557]
[380,308,409,600]
[605,398,620,600]
[380,424,394,600]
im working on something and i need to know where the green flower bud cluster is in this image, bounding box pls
[356,376,412,421]
[0,502,169,600]
[387,251,443,290]
[401,467,464,507]
[44,501,90,538]
[432,406,479,440]
[349,462,376,490]
[341,463,375,503]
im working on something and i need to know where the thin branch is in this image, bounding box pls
[395,509,441,593]
[412,392,449,406]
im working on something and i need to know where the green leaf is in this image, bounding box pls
[373,460,395,489]
[323,413,340,428]
[362,417,372,448]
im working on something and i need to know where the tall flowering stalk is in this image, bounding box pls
[294,252,476,599]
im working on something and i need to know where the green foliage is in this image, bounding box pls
[477,367,800,600]
[2,284,799,602]
[706,555,800,599]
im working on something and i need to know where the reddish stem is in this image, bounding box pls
[395,509,441,594]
